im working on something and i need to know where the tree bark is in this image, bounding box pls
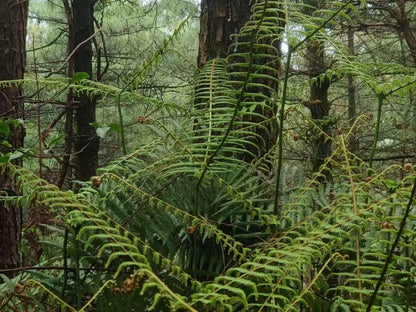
[0,0,29,276]
[225,1,283,163]
[303,0,332,175]
[197,0,251,68]
[305,41,332,173]
[72,0,99,181]
[197,0,282,163]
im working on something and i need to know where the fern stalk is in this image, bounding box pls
[367,177,416,311]
[27,280,78,312]
[77,280,114,312]
[205,59,216,158]
[369,78,416,167]
[283,253,341,312]
[340,133,363,303]
[369,93,384,168]
[274,50,291,215]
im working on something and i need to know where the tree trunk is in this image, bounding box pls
[72,0,99,181]
[197,0,282,163]
[0,0,28,276]
[305,40,332,173]
[303,0,332,174]
[197,0,251,68]
[225,1,282,163]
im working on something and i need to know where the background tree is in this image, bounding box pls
[0,0,29,275]
[25,0,199,182]
[72,0,99,181]
[303,0,333,174]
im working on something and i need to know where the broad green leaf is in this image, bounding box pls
[1,140,12,148]
[9,151,23,161]
[72,72,90,83]
[0,121,10,138]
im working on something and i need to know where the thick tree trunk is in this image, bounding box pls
[197,0,282,163]
[72,0,99,181]
[225,1,282,163]
[0,0,28,275]
[197,0,251,68]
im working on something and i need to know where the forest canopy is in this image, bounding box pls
[1,0,416,311]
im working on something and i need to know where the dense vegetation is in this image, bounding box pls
[1,0,416,311]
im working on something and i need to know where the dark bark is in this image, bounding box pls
[303,0,332,174]
[197,0,282,163]
[197,0,251,68]
[0,0,28,276]
[305,40,332,173]
[72,0,99,181]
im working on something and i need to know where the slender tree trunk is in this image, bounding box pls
[305,40,332,173]
[72,0,99,181]
[303,0,332,174]
[0,0,29,276]
[198,0,251,68]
